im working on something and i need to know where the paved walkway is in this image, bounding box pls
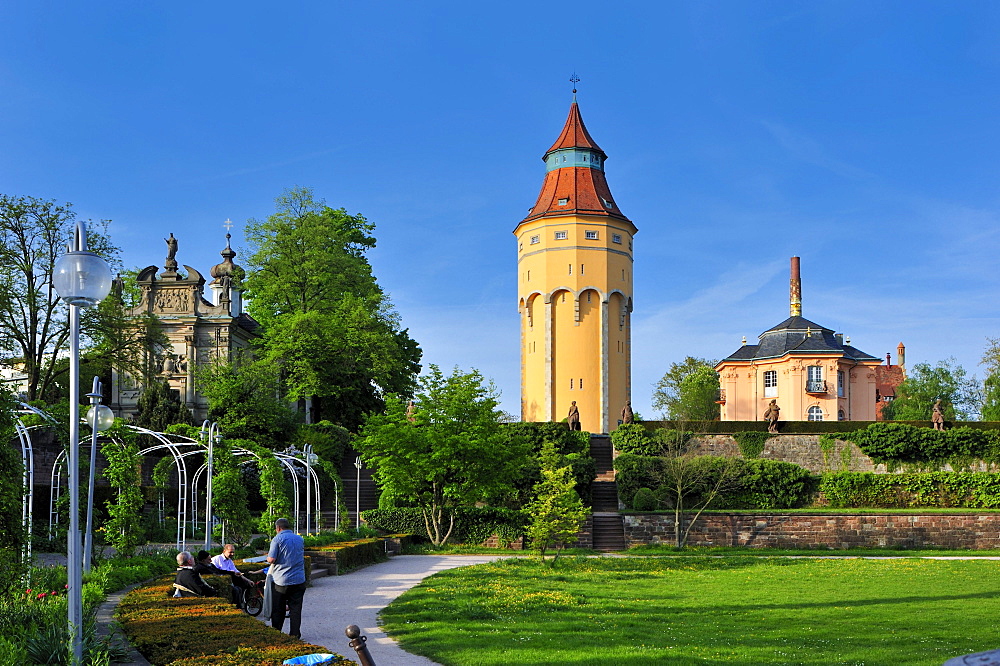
[266,555,508,665]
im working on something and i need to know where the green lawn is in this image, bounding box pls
[380,556,1000,665]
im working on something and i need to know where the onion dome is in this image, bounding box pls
[209,233,245,284]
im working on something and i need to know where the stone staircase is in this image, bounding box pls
[588,434,626,552]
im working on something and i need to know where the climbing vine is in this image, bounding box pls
[208,438,254,545]
[101,424,144,557]
[234,440,292,534]
[732,431,773,459]
[152,456,174,525]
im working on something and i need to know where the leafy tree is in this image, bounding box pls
[100,424,144,556]
[649,428,740,548]
[196,356,300,448]
[208,438,254,545]
[526,442,588,565]
[882,358,981,421]
[133,378,194,432]
[243,187,422,430]
[652,357,719,420]
[0,195,119,401]
[981,338,1000,421]
[356,365,531,546]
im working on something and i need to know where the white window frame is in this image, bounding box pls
[837,370,845,397]
[529,235,540,245]
[807,406,824,421]
[554,231,568,240]
[585,230,599,240]
[763,370,777,398]
[612,233,622,244]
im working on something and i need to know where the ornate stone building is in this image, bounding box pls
[515,98,636,433]
[110,233,259,420]
[715,257,885,422]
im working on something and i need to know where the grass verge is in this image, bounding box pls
[381,556,1000,665]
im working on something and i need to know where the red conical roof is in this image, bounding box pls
[544,102,605,157]
[519,102,630,227]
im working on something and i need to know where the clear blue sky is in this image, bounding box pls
[2,2,998,419]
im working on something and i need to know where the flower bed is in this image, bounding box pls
[115,573,353,666]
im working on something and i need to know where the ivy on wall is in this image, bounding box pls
[732,431,773,459]
[821,471,1000,508]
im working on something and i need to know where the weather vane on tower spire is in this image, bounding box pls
[570,73,580,101]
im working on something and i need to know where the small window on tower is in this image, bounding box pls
[568,264,572,275]
[579,378,583,390]
[581,264,585,276]
[558,198,569,206]
[530,235,540,245]
[585,230,598,240]
[554,231,568,240]
[518,243,523,252]
[612,234,622,244]
[570,378,574,390]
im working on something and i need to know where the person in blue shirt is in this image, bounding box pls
[267,517,306,639]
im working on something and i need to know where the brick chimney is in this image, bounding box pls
[790,256,802,317]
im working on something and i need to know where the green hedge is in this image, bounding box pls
[614,453,817,510]
[640,420,1000,434]
[820,472,1000,508]
[362,507,529,545]
[305,539,387,573]
[843,423,1000,468]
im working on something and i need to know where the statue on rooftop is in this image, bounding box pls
[164,233,179,272]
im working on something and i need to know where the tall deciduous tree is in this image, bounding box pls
[196,356,300,449]
[981,338,1000,422]
[652,357,720,420]
[356,366,530,546]
[0,195,119,401]
[882,358,981,421]
[243,187,421,430]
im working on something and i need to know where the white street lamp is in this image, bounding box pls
[53,222,112,666]
[84,377,114,573]
[354,456,362,531]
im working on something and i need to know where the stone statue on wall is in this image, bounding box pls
[932,399,946,431]
[763,399,780,434]
[567,401,581,431]
[621,401,634,425]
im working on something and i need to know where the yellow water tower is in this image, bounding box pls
[515,100,636,433]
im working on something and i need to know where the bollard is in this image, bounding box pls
[346,624,376,666]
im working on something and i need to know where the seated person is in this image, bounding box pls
[194,550,227,576]
[211,543,256,607]
[173,551,217,597]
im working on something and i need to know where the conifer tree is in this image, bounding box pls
[526,442,588,565]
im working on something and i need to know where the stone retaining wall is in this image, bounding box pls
[624,513,1000,549]
[685,434,880,474]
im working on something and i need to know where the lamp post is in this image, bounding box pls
[84,377,114,573]
[354,456,362,531]
[53,221,112,665]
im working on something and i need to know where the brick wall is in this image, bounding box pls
[624,513,1000,549]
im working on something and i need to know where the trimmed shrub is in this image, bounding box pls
[116,573,352,666]
[820,472,1000,508]
[612,454,666,508]
[611,424,653,455]
[632,488,658,511]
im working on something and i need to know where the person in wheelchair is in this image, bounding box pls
[207,544,256,609]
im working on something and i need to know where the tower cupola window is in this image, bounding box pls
[585,230,598,240]
[530,235,540,245]
[554,231,568,240]
[558,198,569,206]
[612,234,622,244]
